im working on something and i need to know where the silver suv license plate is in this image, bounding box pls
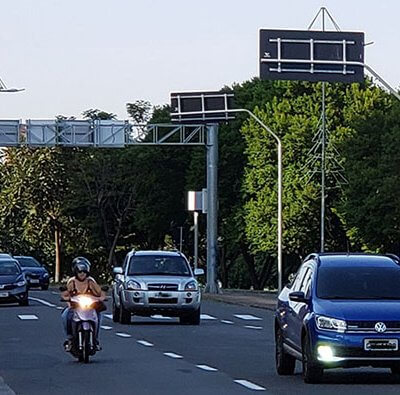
[364,339,398,351]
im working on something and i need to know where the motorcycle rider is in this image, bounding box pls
[61,257,104,351]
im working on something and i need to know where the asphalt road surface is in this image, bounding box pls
[1,290,400,394]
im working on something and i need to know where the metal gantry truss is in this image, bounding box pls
[0,120,206,148]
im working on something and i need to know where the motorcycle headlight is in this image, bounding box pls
[316,315,347,333]
[126,280,141,290]
[77,295,94,309]
[184,280,198,291]
[15,280,26,287]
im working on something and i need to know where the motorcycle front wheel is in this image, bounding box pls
[81,331,90,363]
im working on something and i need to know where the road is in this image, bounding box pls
[0,290,400,394]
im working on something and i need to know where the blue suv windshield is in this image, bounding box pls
[317,266,400,299]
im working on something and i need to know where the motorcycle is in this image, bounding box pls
[60,286,108,363]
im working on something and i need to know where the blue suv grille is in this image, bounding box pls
[347,321,400,333]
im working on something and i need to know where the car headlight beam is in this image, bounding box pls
[317,345,344,362]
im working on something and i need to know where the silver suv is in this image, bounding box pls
[112,250,204,325]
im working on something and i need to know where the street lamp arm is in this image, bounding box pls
[230,108,281,146]
[172,106,284,291]
[363,64,400,102]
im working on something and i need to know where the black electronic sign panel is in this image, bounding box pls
[170,91,235,123]
[260,29,365,83]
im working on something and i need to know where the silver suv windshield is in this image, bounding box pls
[128,255,191,277]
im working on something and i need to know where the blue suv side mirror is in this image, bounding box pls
[289,291,309,303]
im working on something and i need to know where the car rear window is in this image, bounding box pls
[0,261,21,275]
[15,257,41,268]
[317,266,400,299]
[128,256,190,276]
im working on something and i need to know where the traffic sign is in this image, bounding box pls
[260,29,365,83]
[171,91,235,123]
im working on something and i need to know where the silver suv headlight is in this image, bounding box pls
[184,280,198,291]
[316,315,346,333]
[126,280,141,290]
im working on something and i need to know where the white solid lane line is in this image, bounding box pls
[234,314,262,321]
[244,325,263,330]
[28,297,56,308]
[196,365,218,372]
[18,315,39,320]
[200,314,217,320]
[221,320,234,324]
[137,340,154,347]
[234,380,266,391]
[100,326,113,330]
[164,352,183,359]
[116,332,131,338]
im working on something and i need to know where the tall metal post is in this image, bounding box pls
[320,81,326,252]
[205,124,219,293]
[179,226,183,252]
[194,211,199,270]
[320,9,326,253]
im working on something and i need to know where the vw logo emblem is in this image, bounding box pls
[375,322,387,333]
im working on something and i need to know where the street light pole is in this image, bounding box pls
[176,108,283,292]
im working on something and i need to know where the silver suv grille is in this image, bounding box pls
[147,283,179,291]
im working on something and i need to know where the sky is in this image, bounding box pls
[0,0,399,120]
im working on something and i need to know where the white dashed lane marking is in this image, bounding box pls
[137,340,154,347]
[234,380,266,391]
[244,325,263,330]
[28,297,56,308]
[200,314,217,320]
[104,314,113,320]
[221,320,234,324]
[56,307,64,310]
[18,315,39,320]
[196,364,218,372]
[100,325,113,330]
[164,352,183,359]
[116,332,131,338]
[234,314,262,321]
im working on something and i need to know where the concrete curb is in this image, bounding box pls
[203,291,277,311]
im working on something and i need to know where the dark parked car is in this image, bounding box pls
[0,258,29,306]
[275,253,400,383]
[14,256,50,290]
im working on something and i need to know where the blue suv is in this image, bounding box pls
[275,253,400,383]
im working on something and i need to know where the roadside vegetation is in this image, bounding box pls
[0,78,398,289]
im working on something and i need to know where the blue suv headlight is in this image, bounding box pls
[316,315,347,333]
